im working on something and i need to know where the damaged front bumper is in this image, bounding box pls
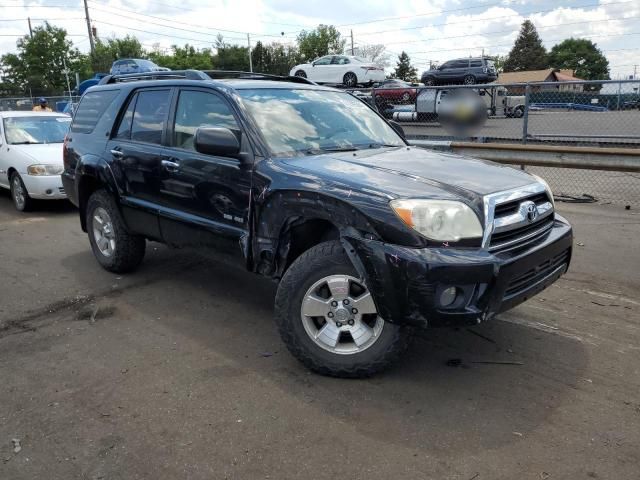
[346,215,573,328]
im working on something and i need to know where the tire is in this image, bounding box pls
[274,241,411,378]
[294,70,306,78]
[343,72,358,88]
[463,75,476,85]
[10,172,33,212]
[86,189,146,273]
[422,76,435,86]
[513,106,525,119]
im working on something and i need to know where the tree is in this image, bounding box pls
[149,44,213,70]
[0,22,90,96]
[90,35,146,73]
[488,54,508,73]
[357,44,390,67]
[212,34,250,71]
[297,25,346,61]
[503,20,549,72]
[548,38,610,81]
[251,41,301,75]
[393,51,417,81]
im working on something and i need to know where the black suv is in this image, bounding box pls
[421,57,498,86]
[62,70,572,378]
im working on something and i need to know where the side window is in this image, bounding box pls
[314,56,332,66]
[332,56,350,65]
[130,89,171,144]
[470,60,482,68]
[452,60,469,68]
[173,90,238,151]
[440,61,452,70]
[71,90,119,134]
[114,93,137,139]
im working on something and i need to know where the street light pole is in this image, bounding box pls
[247,33,253,72]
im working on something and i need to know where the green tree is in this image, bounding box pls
[0,22,89,95]
[90,35,146,73]
[297,25,345,61]
[212,34,250,71]
[548,38,610,81]
[488,54,507,73]
[149,44,213,70]
[393,51,417,81]
[251,41,301,75]
[503,20,549,72]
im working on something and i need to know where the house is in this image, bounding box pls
[497,69,584,92]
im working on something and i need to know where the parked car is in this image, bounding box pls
[0,111,71,211]
[290,55,385,87]
[622,99,640,110]
[421,57,497,86]
[110,59,170,76]
[373,79,418,111]
[63,70,572,378]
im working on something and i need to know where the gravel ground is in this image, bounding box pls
[0,190,639,480]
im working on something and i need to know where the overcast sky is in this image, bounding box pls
[1,0,639,78]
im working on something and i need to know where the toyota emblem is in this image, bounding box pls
[523,201,539,222]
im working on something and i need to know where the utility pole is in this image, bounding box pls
[83,0,95,54]
[27,17,33,38]
[634,65,638,79]
[350,30,354,55]
[247,33,253,72]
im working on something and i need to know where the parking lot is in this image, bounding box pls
[1,190,639,479]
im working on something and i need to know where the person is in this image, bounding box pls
[32,98,52,112]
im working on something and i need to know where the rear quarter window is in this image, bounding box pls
[71,90,119,134]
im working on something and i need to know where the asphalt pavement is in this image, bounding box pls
[1,189,639,479]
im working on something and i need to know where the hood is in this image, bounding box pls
[281,146,537,205]
[9,143,64,164]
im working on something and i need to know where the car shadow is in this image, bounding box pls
[61,245,589,455]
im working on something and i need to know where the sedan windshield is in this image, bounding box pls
[3,116,71,144]
[238,88,405,157]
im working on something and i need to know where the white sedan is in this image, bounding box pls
[0,111,71,211]
[290,55,385,87]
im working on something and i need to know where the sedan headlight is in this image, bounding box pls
[390,199,483,242]
[27,164,64,176]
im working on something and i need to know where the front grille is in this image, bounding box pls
[504,249,569,298]
[489,191,554,252]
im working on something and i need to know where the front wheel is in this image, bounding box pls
[10,172,33,212]
[513,106,525,118]
[343,72,358,88]
[294,70,306,78]
[422,77,435,86]
[86,190,146,273]
[274,241,411,378]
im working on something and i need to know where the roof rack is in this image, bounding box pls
[98,69,316,85]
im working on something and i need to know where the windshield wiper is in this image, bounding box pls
[367,143,402,149]
[10,141,42,145]
[320,146,358,152]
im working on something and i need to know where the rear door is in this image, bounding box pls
[329,56,351,84]
[156,88,252,252]
[105,87,173,239]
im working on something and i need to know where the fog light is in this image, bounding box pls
[440,287,458,307]
[46,189,53,194]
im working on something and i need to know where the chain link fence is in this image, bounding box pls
[0,95,80,113]
[350,79,640,206]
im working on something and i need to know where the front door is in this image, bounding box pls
[156,88,252,254]
[310,55,333,83]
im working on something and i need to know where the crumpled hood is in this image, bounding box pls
[9,143,64,165]
[281,146,537,204]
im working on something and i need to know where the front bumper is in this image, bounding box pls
[347,215,573,328]
[21,173,67,200]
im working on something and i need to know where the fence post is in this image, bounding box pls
[617,80,622,111]
[520,83,531,169]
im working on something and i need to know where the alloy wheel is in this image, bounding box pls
[12,176,26,210]
[92,207,116,257]
[300,274,384,355]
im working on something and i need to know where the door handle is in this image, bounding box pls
[110,149,123,158]
[161,159,180,172]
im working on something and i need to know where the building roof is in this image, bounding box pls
[497,69,582,84]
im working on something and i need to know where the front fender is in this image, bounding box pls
[76,155,120,231]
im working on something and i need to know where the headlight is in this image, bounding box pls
[530,175,555,207]
[27,164,64,176]
[390,199,483,242]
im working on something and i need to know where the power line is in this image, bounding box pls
[345,0,637,37]
[0,17,85,21]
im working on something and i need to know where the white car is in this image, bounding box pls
[0,111,71,211]
[290,55,385,87]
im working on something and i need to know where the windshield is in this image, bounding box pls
[238,88,404,157]
[3,116,71,144]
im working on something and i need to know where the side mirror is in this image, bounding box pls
[195,127,240,158]
[388,120,406,140]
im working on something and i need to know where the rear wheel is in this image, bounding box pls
[422,76,435,86]
[294,70,307,78]
[10,172,33,212]
[463,74,476,85]
[86,190,146,273]
[274,241,411,378]
[343,72,358,88]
